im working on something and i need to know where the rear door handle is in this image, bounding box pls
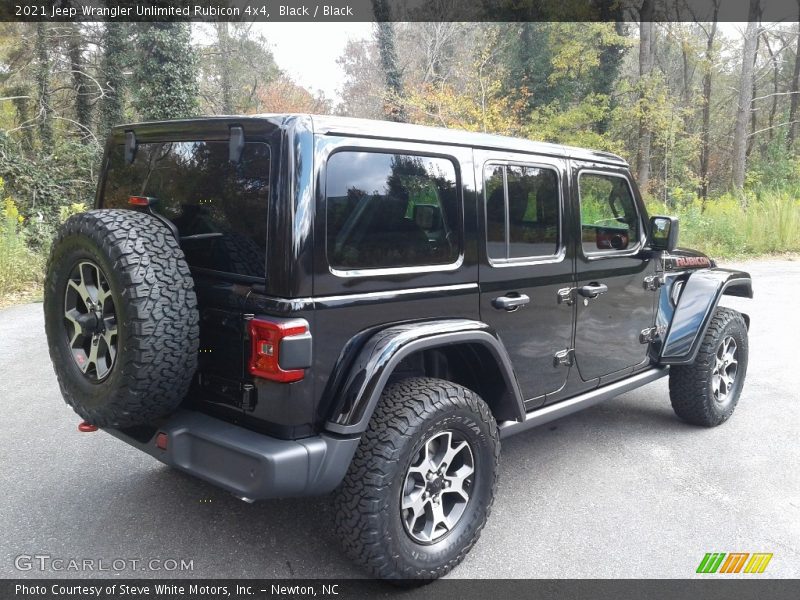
[577,283,608,298]
[492,293,530,311]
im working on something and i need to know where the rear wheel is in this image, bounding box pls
[669,308,749,427]
[334,377,500,581]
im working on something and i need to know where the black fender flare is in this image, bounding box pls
[324,319,526,435]
[658,268,752,365]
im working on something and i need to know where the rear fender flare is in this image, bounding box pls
[658,268,752,365]
[324,319,526,435]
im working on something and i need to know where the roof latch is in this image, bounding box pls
[229,125,244,163]
[124,130,137,164]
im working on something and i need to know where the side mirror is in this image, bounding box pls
[649,215,679,252]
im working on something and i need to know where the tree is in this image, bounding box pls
[34,22,53,149]
[67,23,92,135]
[731,1,761,191]
[131,23,198,120]
[404,29,528,136]
[336,38,384,118]
[197,23,279,115]
[372,0,406,121]
[787,2,800,151]
[256,75,331,113]
[698,0,720,204]
[216,23,234,114]
[636,0,655,192]
[98,22,128,138]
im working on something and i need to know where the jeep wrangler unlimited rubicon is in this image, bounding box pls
[43,115,752,580]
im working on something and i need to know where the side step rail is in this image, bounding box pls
[499,367,669,439]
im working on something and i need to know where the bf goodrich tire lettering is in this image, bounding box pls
[44,209,199,427]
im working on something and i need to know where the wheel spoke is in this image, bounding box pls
[443,464,473,502]
[95,337,113,380]
[68,278,92,307]
[421,501,447,541]
[408,444,436,475]
[711,373,721,396]
[86,340,99,373]
[64,309,84,346]
[441,439,469,470]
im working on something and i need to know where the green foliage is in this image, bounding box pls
[0,179,42,295]
[131,23,199,120]
[98,22,129,140]
[647,189,800,258]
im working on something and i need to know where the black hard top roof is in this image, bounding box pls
[112,113,628,167]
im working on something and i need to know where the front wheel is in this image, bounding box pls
[333,377,500,581]
[669,308,749,427]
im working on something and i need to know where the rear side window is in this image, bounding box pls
[578,172,639,254]
[484,163,560,261]
[102,141,270,278]
[326,151,460,270]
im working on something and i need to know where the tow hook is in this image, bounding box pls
[78,421,98,432]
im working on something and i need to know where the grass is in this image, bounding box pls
[0,198,43,305]
[648,188,800,259]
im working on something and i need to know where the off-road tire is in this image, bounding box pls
[44,209,199,427]
[669,307,748,427]
[333,377,500,581]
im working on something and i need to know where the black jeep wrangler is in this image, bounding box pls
[43,115,752,580]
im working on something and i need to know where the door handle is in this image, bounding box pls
[492,293,530,311]
[577,283,608,298]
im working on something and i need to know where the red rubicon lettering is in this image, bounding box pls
[675,256,710,267]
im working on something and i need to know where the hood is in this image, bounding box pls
[663,247,715,271]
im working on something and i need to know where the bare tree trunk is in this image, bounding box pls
[34,22,53,149]
[787,4,800,151]
[216,23,234,114]
[699,2,719,207]
[731,0,761,192]
[762,33,779,147]
[746,34,760,159]
[636,0,655,192]
[68,23,92,136]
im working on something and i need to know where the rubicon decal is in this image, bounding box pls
[674,256,712,268]
[696,552,773,574]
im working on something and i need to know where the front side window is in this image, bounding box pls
[102,141,270,278]
[578,172,640,254]
[326,151,460,270]
[484,163,560,261]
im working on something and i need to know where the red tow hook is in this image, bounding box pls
[78,421,98,432]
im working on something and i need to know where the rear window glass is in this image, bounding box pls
[102,141,270,278]
[326,151,460,270]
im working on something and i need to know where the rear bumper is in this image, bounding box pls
[106,410,360,500]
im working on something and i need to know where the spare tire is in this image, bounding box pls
[44,209,199,427]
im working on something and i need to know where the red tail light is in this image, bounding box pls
[128,195,152,206]
[248,318,309,383]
